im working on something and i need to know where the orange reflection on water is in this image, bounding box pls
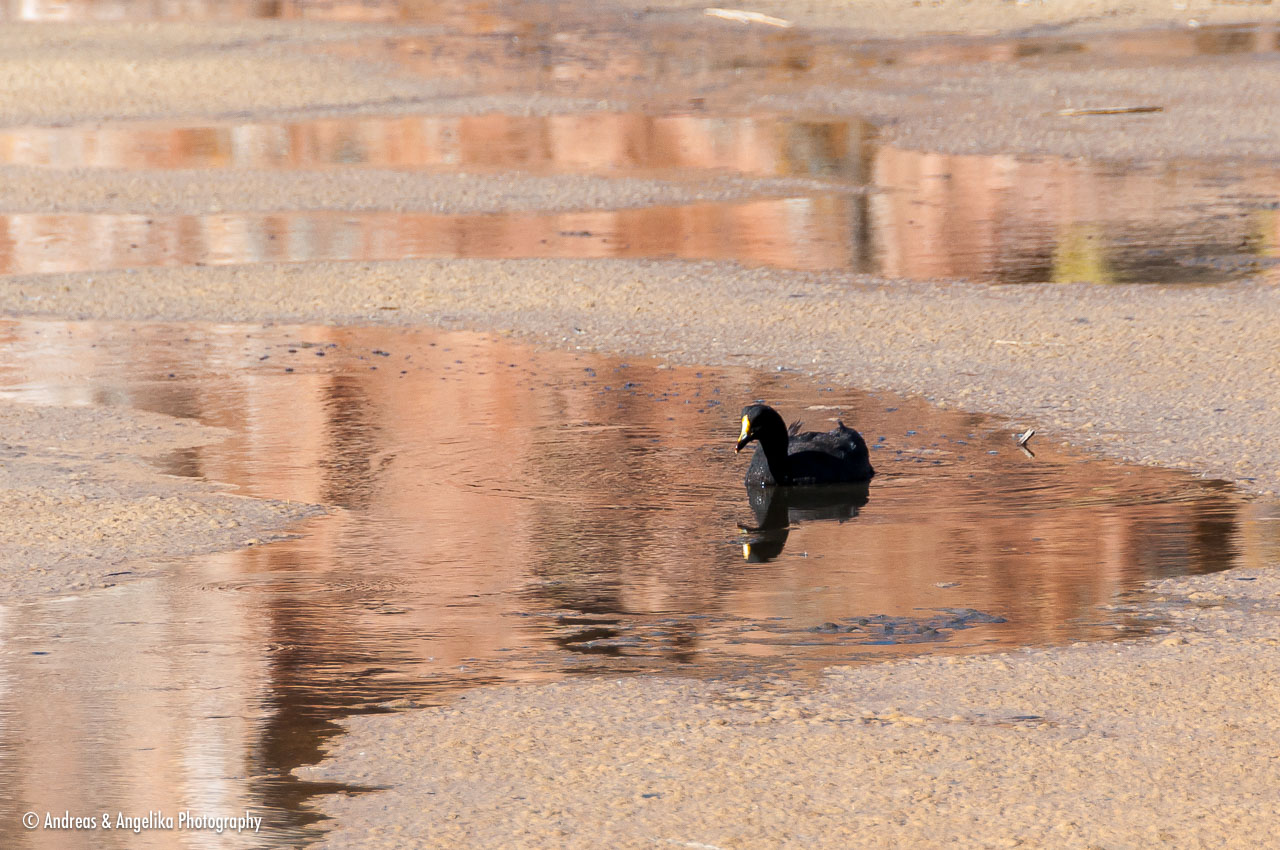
[4,105,1280,283]
[3,146,1278,284]
[0,198,855,274]
[869,146,1280,284]
[0,320,1261,643]
[0,113,873,179]
[0,319,1272,848]
[336,16,1280,109]
[0,0,501,23]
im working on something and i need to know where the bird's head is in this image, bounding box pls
[735,403,785,453]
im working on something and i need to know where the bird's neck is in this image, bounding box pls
[758,430,790,483]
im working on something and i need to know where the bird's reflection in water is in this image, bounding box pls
[739,484,870,562]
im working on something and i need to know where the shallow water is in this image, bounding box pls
[0,199,862,274]
[3,5,1280,283]
[0,318,1276,846]
[5,118,1280,282]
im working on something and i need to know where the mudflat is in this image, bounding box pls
[0,400,320,597]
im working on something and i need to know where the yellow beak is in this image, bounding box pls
[735,415,751,453]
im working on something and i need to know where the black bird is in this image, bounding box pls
[735,403,874,487]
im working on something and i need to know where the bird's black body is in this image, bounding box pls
[736,403,874,487]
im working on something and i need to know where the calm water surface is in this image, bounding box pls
[5,113,1280,284]
[0,318,1275,847]
[0,2,1278,283]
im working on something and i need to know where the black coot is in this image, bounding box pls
[735,403,874,487]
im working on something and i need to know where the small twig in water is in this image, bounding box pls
[1016,428,1036,458]
[704,7,793,27]
[993,339,1066,346]
[1054,105,1163,116]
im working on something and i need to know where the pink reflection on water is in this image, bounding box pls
[0,198,856,275]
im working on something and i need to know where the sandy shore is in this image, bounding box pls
[0,168,834,215]
[0,402,320,597]
[651,0,1280,37]
[0,22,450,126]
[757,47,1280,162]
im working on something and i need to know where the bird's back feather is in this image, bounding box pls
[745,420,874,487]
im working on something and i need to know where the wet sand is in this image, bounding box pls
[0,22,452,126]
[0,402,320,597]
[4,2,1280,847]
[647,0,1280,37]
[0,167,831,215]
[763,50,1280,162]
